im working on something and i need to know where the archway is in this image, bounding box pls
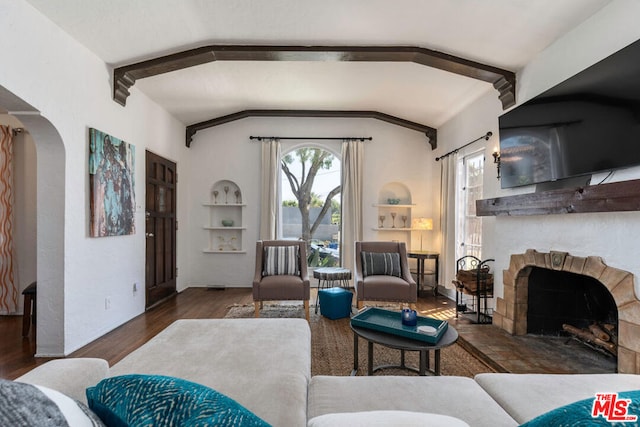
[1,85,66,356]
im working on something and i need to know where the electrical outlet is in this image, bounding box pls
[105,296,111,310]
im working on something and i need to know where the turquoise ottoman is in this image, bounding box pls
[318,287,353,320]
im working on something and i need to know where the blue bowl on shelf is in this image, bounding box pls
[221,220,234,227]
[387,198,401,205]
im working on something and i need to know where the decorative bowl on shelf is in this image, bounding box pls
[387,198,401,205]
[221,220,234,227]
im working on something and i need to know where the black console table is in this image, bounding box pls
[408,251,439,297]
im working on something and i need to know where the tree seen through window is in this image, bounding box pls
[281,147,341,267]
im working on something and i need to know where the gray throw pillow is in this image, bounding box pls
[0,379,105,426]
[263,245,300,276]
[361,252,402,277]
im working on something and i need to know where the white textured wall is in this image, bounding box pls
[186,117,436,287]
[4,0,640,355]
[434,91,502,296]
[438,0,640,300]
[0,0,189,355]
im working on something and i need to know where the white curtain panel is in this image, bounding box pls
[340,139,364,275]
[0,126,18,314]
[439,153,457,290]
[259,138,281,240]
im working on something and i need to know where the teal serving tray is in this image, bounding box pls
[351,307,448,344]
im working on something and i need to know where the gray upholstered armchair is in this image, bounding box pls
[354,241,417,309]
[253,240,310,321]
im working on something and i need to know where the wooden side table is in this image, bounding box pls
[22,281,37,337]
[408,251,439,297]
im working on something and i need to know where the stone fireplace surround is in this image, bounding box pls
[492,249,640,374]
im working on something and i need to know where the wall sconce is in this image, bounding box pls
[492,150,501,180]
[411,217,433,251]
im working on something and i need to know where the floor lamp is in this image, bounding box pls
[412,217,433,251]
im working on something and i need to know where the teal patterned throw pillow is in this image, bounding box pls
[520,389,640,427]
[86,375,271,427]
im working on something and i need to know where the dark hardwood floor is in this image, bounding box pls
[0,288,253,380]
[1,287,611,379]
[1,287,458,381]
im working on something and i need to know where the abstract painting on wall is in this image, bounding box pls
[89,128,136,237]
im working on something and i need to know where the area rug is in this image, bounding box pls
[225,303,496,377]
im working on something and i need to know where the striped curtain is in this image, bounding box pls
[0,126,17,314]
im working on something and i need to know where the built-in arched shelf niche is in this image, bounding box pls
[202,179,246,253]
[373,182,414,231]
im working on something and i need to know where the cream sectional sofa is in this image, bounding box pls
[15,319,640,426]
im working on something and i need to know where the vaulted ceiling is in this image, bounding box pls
[25,0,612,138]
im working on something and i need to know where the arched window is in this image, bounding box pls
[280,146,341,267]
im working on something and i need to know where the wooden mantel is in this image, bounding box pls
[476,178,640,216]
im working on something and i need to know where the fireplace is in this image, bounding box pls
[493,249,640,374]
[527,268,618,336]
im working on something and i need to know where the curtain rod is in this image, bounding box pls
[250,136,372,141]
[435,131,492,161]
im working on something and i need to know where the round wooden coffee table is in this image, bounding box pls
[350,323,458,376]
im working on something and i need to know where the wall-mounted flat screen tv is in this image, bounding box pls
[499,38,640,189]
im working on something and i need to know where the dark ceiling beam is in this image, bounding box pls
[185,110,437,149]
[113,45,516,109]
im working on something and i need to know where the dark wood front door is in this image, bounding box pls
[145,151,177,308]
